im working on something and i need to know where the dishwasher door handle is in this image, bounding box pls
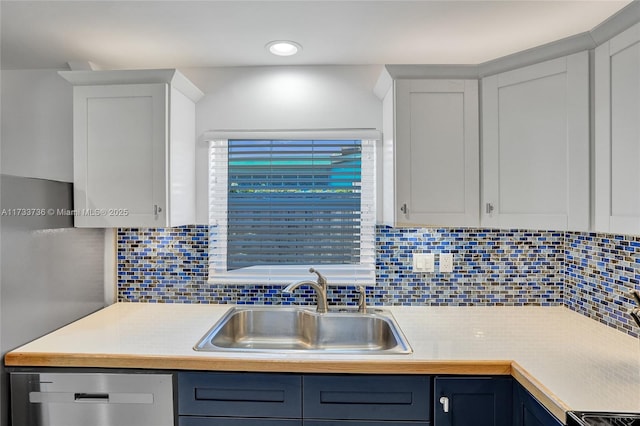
[74,393,109,402]
[30,391,153,404]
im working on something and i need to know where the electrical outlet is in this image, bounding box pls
[440,253,454,273]
[413,253,434,273]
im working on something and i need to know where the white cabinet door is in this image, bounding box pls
[481,51,589,230]
[595,23,640,234]
[73,83,168,227]
[394,79,479,227]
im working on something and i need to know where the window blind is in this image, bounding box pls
[209,136,376,284]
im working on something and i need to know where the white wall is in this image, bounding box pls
[182,65,384,224]
[1,69,73,182]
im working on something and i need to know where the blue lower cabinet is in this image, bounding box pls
[179,417,302,425]
[178,372,431,425]
[434,377,512,426]
[513,382,563,426]
[177,371,563,426]
[303,375,430,422]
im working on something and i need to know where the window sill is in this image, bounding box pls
[208,265,375,286]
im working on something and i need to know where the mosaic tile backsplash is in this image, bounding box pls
[117,225,640,337]
[565,232,640,338]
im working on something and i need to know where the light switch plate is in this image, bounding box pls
[413,253,434,273]
[440,253,454,273]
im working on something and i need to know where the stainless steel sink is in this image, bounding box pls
[194,306,412,354]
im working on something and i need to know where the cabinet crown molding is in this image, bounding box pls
[375,0,640,92]
[58,68,204,103]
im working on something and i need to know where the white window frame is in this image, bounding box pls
[205,129,380,285]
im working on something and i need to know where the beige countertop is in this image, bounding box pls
[5,303,640,423]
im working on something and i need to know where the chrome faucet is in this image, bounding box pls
[283,268,328,313]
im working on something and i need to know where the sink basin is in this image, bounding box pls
[194,306,412,354]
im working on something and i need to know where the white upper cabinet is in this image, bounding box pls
[383,79,479,227]
[481,51,590,231]
[595,23,640,234]
[60,69,203,228]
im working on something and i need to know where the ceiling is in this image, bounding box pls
[0,0,633,70]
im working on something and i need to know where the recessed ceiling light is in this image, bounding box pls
[266,40,302,57]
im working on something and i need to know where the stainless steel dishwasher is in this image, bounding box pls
[10,372,174,426]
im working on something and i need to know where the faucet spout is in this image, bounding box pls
[282,269,329,313]
[282,280,318,294]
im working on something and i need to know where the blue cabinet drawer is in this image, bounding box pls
[304,421,429,425]
[178,372,302,418]
[180,417,302,426]
[303,375,430,421]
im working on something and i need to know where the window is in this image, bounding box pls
[207,130,378,285]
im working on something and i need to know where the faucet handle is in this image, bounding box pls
[309,267,327,287]
[357,286,367,314]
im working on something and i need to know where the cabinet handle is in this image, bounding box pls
[154,204,163,217]
[485,203,494,214]
[400,203,408,214]
[439,396,450,413]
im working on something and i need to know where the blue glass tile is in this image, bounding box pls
[115,225,640,338]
